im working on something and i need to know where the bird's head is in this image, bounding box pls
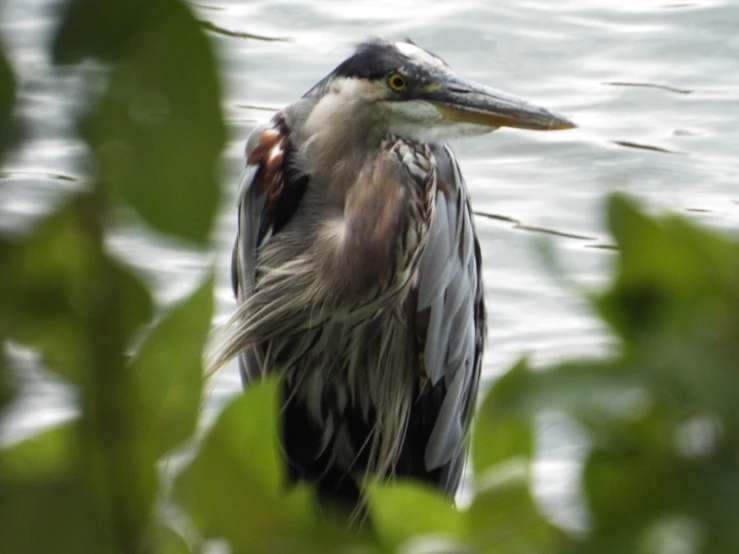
[307,39,575,144]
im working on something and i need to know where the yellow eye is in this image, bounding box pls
[388,73,408,92]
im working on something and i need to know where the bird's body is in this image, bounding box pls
[215,39,573,506]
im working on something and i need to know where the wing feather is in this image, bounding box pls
[425,368,465,470]
[231,117,309,384]
[417,194,453,310]
[414,144,486,490]
[423,296,447,385]
[232,162,263,298]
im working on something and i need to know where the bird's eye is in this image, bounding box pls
[388,73,408,92]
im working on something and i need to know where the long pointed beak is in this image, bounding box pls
[427,77,575,131]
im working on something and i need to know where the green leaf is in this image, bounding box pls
[173,378,315,551]
[0,199,153,382]
[0,425,115,554]
[597,193,739,343]
[0,477,114,554]
[577,441,711,554]
[119,264,155,346]
[151,524,192,554]
[0,203,94,381]
[0,335,13,412]
[596,193,739,429]
[367,481,464,550]
[473,360,535,476]
[56,0,225,244]
[129,274,213,455]
[476,357,643,436]
[53,0,149,64]
[467,459,567,553]
[0,42,18,160]
[583,446,680,537]
[0,425,78,483]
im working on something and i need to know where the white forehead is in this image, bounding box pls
[394,42,446,68]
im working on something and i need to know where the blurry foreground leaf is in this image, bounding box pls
[0,333,13,412]
[477,357,643,439]
[472,359,534,475]
[53,0,148,63]
[1,424,78,483]
[130,274,213,456]
[475,194,739,553]
[174,378,317,552]
[467,460,567,553]
[54,0,225,244]
[0,425,114,554]
[0,200,153,382]
[597,193,739,345]
[151,524,193,554]
[581,445,684,548]
[596,194,739,431]
[368,481,464,550]
[0,43,17,160]
[1,2,223,553]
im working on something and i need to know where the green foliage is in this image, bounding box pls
[368,481,464,549]
[0,423,115,554]
[0,45,17,411]
[467,461,565,553]
[174,379,319,553]
[0,340,11,413]
[130,276,212,456]
[55,0,225,245]
[3,2,739,553]
[0,200,154,381]
[0,46,17,162]
[471,194,739,554]
[1,1,221,551]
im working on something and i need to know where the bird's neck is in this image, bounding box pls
[299,98,389,202]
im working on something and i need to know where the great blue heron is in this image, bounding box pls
[214,39,574,507]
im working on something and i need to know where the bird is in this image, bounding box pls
[212,38,574,509]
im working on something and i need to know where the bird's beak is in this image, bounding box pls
[426,76,575,131]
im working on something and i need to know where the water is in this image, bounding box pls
[2,0,738,531]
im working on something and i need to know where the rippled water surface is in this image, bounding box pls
[2,0,738,527]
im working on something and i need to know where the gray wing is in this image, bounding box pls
[231,117,309,385]
[231,125,267,385]
[231,125,266,302]
[416,143,487,492]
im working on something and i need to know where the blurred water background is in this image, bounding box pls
[1,0,738,531]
